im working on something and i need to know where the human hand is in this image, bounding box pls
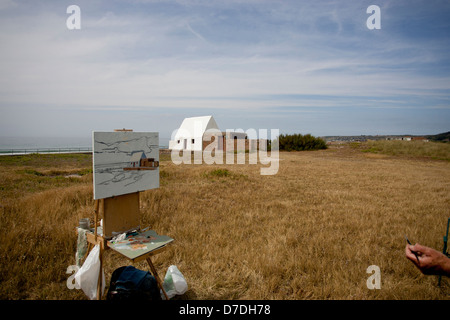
[405,243,450,276]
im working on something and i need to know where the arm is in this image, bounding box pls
[405,243,450,276]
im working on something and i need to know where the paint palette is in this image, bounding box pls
[107,229,174,260]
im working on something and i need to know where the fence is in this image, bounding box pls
[0,146,168,156]
[0,147,93,155]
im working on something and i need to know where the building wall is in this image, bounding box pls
[201,134,267,152]
[170,136,203,151]
[172,130,269,152]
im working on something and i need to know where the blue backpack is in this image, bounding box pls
[107,266,161,300]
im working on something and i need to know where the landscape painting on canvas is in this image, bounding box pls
[92,131,159,200]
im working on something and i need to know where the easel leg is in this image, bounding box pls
[93,199,103,300]
[94,200,100,242]
[146,257,169,300]
[96,245,103,300]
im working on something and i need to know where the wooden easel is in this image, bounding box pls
[82,128,169,300]
[85,192,170,300]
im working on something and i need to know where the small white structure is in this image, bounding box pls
[169,116,221,152]
[169,115,266,153]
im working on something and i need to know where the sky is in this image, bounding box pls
[0,0,449,146]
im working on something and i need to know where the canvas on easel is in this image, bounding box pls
[92,131,159,200]
[92,131,159,238]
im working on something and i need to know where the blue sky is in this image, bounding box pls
[0,0,449,145]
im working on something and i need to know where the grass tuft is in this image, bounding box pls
[205,168,231,177]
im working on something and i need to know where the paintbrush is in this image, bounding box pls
[405,235,420,263]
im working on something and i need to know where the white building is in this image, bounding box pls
[169,115,266,152]
[169,116,221,152]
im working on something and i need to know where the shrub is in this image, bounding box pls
[275,133,327,151]
[206,169,231,177]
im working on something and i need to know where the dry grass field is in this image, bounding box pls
[0,141,449,300]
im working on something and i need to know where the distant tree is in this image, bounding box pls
[275,133,327,151]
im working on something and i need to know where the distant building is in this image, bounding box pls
[169,115,266,152]
[385,137,403,141]
[412,136,429,142]
[385,136,428,142]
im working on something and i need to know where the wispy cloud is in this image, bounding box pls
[186,22,206,41]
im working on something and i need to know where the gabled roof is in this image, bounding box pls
[130,151,144,162]
[174,116,220,139]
